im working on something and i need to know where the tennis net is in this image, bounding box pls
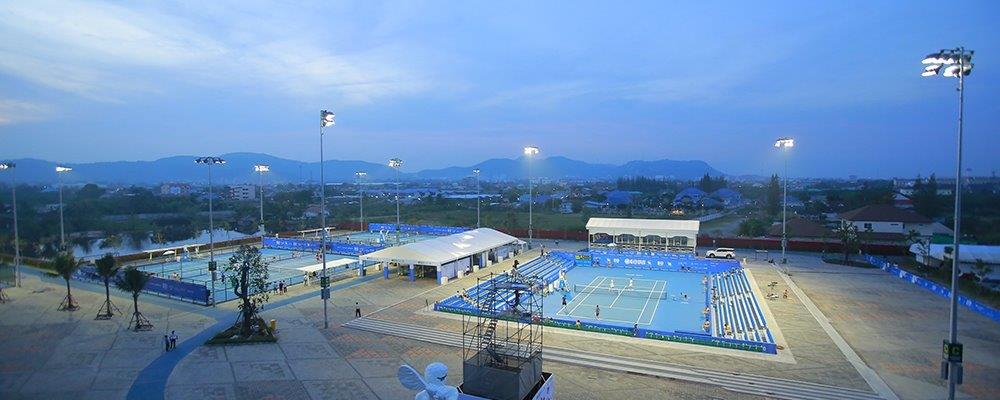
[573,283,667,299]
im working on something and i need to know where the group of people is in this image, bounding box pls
[163,330,179,351]
[273,280,289,294]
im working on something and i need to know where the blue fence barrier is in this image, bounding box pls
[327,241,384,256]
[865,255,1000,325]
[367,223,467,236]
[74,266,209,304]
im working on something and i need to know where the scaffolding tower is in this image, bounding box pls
[461,271,544,400]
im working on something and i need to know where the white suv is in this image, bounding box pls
[706,248,736,259]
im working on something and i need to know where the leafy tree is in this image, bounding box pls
[100,234,123,252]
[51,252,81,311]
[226,245,271,337]
[766,174,781,217]
[913,174,942,218]
[738,218,768,237]
[95,254,122,319]
[972,259,993,282]
[116,267,152,331]
[834,221,859,264]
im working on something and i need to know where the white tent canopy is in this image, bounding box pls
[296,258,357,273]
[910,243,1000,265]
[360,228,522,266]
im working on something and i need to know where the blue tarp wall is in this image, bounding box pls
[263,237,384,256]
[74,266,210,304]
[586,249,738,274]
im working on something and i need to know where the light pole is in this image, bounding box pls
[55,165,72,251]
[523,146,539,246]
[0,162,19,287]
[355,171,367,230]
[196,156,225,306]
[922,47,974,400]
[254,164,270,238]
[774,137,794,264]
[473,168,481,228]
[389,158,403,245]
[320,109,335,329]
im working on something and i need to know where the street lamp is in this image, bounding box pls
[55,165,72,250]
[523,146,539,246]
[355,171,367,230]
[774,137,794,264]
[253,164,270,238]
[922,47,974,400]
[388,158,404,245]
[319,109,335,329]
[0,162,19,287]
[195,156,225,306]
[473,168,481,228]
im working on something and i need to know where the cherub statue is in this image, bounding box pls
[398,362,459,400]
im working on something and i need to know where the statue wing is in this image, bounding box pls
[398,364,427,391]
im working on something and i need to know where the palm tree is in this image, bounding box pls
[116,267,152,331]
[94,253,121,319]
[51,252,81,311]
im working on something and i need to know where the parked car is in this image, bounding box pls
[706,248,736,259]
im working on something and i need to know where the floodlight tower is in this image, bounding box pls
[254,164,270,238]
[320,109,336,329]
[196,156,225,305]
[389,158,404,245]
[473,168,481,228]
[921,47,974,400]
[0,162,19,286]
[774,137,794,264]
[55,165,73,250]
[523,146,540,246]
[355,171,367,230]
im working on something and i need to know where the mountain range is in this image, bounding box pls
[3,153,724,185]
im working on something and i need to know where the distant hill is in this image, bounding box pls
[4,153,724,184]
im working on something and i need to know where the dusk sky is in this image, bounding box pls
[1,1,997,178]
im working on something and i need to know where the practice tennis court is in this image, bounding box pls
[136,247,360,302]
[543,266,708,333]
[331,230,437,246]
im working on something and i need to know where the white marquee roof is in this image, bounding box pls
[586,217,700,234]
[360,228,522,266]
[296,258,357,273]
[910,243,1000,265]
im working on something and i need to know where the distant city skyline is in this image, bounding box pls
[1,1,998,178]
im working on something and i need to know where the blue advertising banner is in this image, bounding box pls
[865,255,1000,325]
[588,250,738,274]
[367,223,467,236]
[263,237,322,252]
[327,241,384,256]
[574,252,593,267]
[74,266,209,304]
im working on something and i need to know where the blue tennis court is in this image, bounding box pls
[543,266,708,333]
[331,230,438,246]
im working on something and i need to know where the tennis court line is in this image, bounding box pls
[565,276,606,316]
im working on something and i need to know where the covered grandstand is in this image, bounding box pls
[586,217,700,253]
[359,228,525,284]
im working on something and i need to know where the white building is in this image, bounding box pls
[229,184,256,201]
[585,217,700,253]
[838,204,951,238]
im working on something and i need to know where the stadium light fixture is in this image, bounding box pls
[254,164,270,238]
[0,162,19,286]
[195,156,225,306]
[318,109,336,328]
[921,47,973,400]
[773,138,794,264]
[473,168,481,228]
[55,165,73,249]
[356,171,367,231]
[389,158,404,244]
[523,146,539,245]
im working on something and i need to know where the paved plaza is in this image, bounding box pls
[0,242,997,399]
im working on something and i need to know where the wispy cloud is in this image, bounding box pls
[0,1,439,104]
[0,99,52,125]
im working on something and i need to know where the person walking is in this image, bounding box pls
[595,305,601,320]
[169,330,178,350]
[355,302,362,318]
[164,334,170,352]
